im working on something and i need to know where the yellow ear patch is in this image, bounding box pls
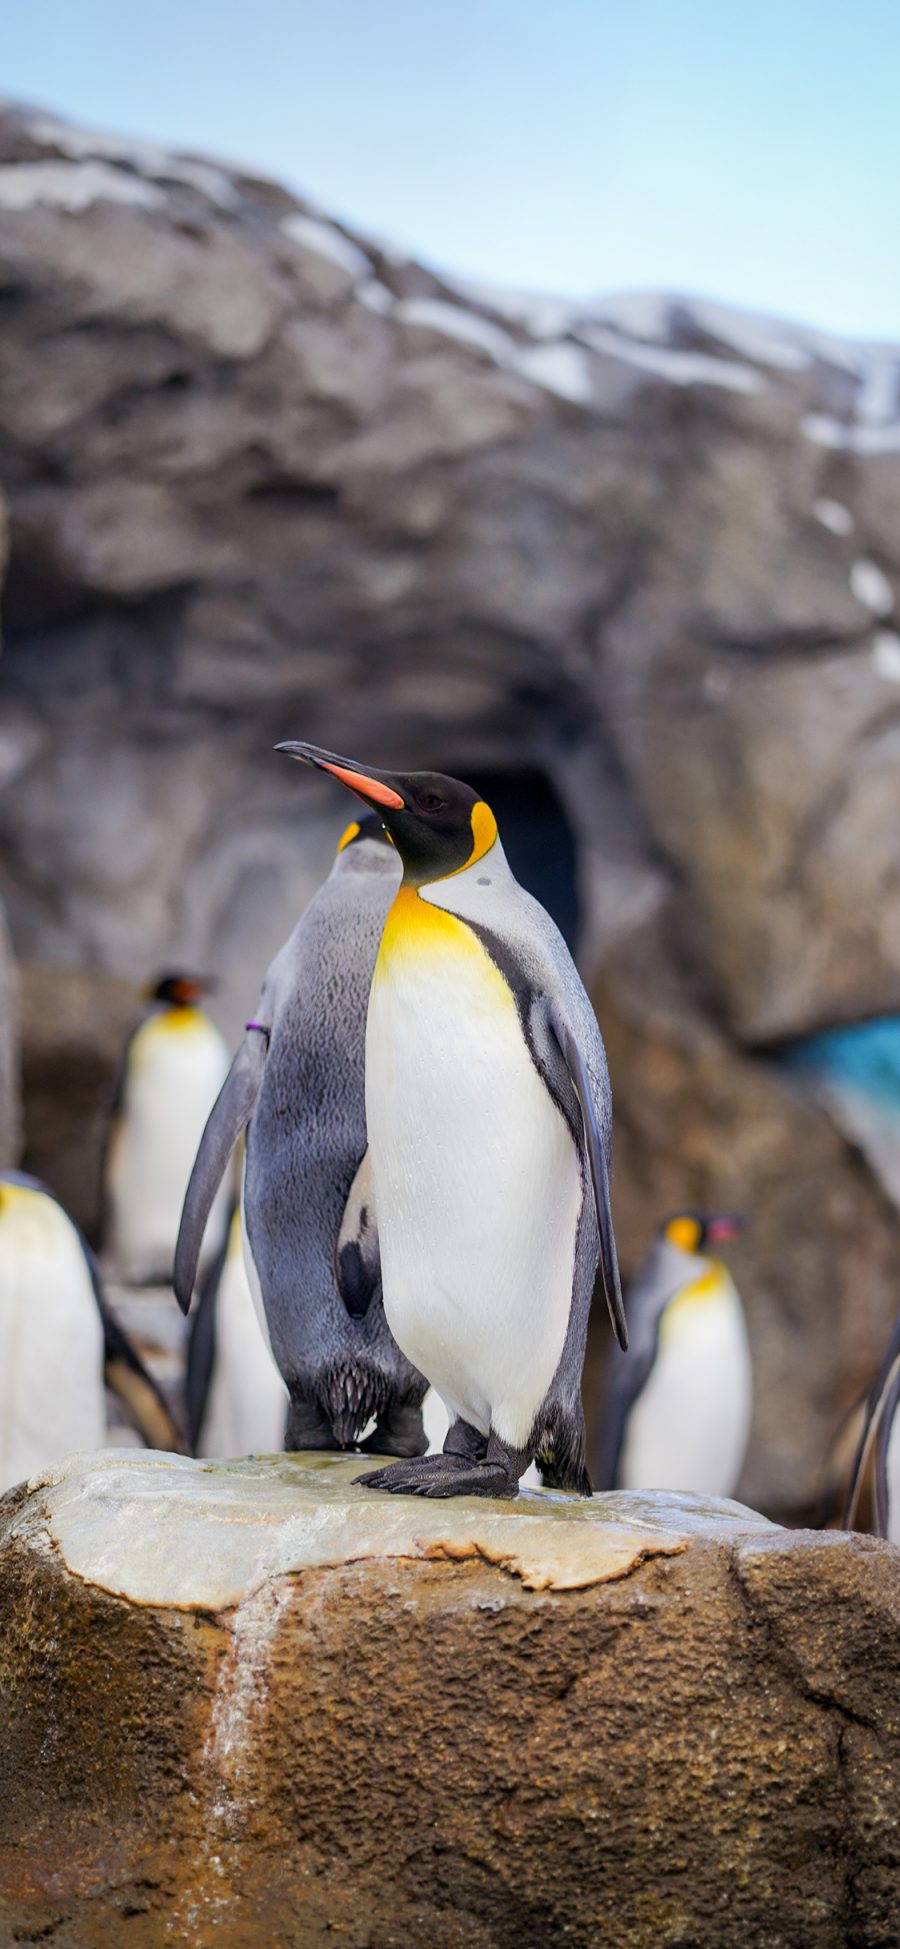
[465,800,498,870]
[336,820,361,854]
[665,1216,702,1253]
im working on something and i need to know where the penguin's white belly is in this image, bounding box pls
[367,920,582,1448]
[108,1023,231,1281]
[621,1286,751,1496]
[0,1192,106,1495]
[198,1247,288,1459]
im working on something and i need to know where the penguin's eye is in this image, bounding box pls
[417,792,446,814]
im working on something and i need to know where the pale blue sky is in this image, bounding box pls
[4,0,899,338]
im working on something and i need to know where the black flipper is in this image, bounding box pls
[173,1030,268,1315]
[548,1003,627,1352]
[843,1317,900,1533]
[185,1227,228,1453]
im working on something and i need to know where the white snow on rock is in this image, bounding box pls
[356,277,395,315]
[280,213,370,281]
[24,112,240,209]
[395,296,517,363]
[447,277,586,342]
[578,323,762,395]
[0,160,165,214]
[850,558,894,616]
[803,414,900,455]
[588,291,674,343]
[514,341,596,405]
[813,498,854,536]
[676,299,810,372]
[872,630,900,682]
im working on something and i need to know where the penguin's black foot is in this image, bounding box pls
[354,1453,455,1493]
[416,1460,519,1499]
[360,1397,428,1459]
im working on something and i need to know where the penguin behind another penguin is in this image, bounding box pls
[105,975,231,1285]
[595,1212,751,1497]
[175,813,429,1458]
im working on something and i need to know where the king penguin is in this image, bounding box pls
[175,814,429,1456]
[0,1170,183,1493]
[276,743,628,1499]
[594,1212,751,1496]
[186,1204,288,1458]
[105,974,231,1285]
[843,1315,900,1542]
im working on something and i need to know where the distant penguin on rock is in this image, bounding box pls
[105,975,231,1285]
[175,814,429,1457]
[0,1170,183,1493]
[595,1212,751,1496]
[843,1315,900,1542]
[186,1205,288,1459]
[278,743,627,1500]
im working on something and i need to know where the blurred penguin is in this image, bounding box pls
[843,1316,900,1541]
[0,1170,183,1493]
[105,974,231,1284]
[187,1205,288,1458]
[595,1212,751,1496]
[175,814,429,1456]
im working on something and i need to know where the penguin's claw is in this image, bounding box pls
[354,1454,454,1493]
[355,1456,519,1499]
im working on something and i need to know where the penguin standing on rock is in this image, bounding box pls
[0,1171,183,1493]
[843,1316,900,1541]
[105,975,231,1284]
[175,815,429,1456]
[277,743,627,1500]
[594,1212,751,1496]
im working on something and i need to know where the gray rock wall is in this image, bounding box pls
[1,104,899,1512]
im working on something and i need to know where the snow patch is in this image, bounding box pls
[395,296,517,363]
[514,341,596,405]
[578,324,762,394]
[872,630,900,682]
[0,160,165,214]
[679,299,811,372]
[448,277,585,341]
[356,277,395,315]
[25,112,239,209]
[850,558,894,616]
[803,414,900,455]
[812,498,854,536]
[280,213,370,281]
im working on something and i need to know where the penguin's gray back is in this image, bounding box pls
[244,839,407,1400]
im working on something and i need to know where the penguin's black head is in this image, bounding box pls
[151,974,215,1007]
[279,743,498,883]
[662,1211,746,1254]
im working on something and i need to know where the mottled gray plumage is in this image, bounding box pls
[594,1234,712,1491]
[176,823,428,1454]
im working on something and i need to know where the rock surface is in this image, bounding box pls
[2,104,900,1511]
[0,1450,898,1948]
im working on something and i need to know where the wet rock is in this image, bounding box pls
[0,1451,898,1948]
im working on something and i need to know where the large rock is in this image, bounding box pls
[0,1451,898,1948]
[2,102,900,1514]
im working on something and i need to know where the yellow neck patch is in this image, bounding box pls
[660,1264,728,1344]
[336,820,360,854]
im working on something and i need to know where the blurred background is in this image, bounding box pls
[2,0,900,1520]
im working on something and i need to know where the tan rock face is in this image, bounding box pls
[0,1451,898,1949]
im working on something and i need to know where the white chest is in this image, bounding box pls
[197,1241,288,1459]
[366,907,582,1447]
[0,1196,106,1494]
[620,1280,752,1496]
[108,1019,231,1279]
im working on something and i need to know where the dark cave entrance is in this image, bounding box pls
[459,766,580,951]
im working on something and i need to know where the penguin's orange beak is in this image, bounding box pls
[705,1215,746,1243]
[276,742,405,810]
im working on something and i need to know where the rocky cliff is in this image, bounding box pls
[1,104,899,1515]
